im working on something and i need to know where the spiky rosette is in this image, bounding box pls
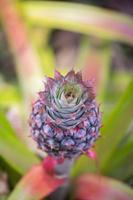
[29,70,101,159]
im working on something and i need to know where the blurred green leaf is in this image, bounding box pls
[0,84,21,107]
[103,139,133,180]
[0,110,39,175]
[71,155,98,177]
[29,27,55,77]
[97,78,133,172]
[21,1,133,45]
[0,156,20,189]
[103,71,132,120]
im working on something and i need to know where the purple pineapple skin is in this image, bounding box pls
[29,70,101,159]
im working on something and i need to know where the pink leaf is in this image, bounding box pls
[8,162,65,200]
[74,174,133,200]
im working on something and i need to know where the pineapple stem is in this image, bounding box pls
[49,158,74,200]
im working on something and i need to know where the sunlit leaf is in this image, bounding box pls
[21,1,133,45]
[30,28,55,77]
[0,110,39,174]
[0,0,43,106]
[0,84,21,107]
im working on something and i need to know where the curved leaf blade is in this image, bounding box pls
[74,174,133,200]
[21,1,133,45]
[0,110,39,174]
[104,140,133,180]
[7,164,65,200]
[96,79,133,171]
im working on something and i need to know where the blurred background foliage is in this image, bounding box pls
[0,0,133,199]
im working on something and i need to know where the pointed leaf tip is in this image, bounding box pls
[76,71,83,81]
[46,77,55,89]
[65,70,76,81]
[86,149,97,160]
[54,70,64,80]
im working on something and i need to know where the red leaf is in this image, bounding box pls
[8,163,65,200]
[74,174,133,200]
[43,156,57,175]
